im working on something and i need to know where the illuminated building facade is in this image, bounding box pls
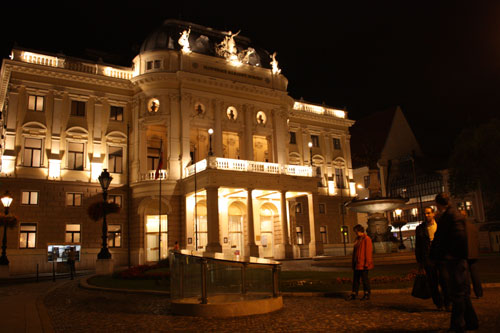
[0,20,357,274]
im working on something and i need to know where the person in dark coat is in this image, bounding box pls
[346,224,374,301]
[430,193,478,332]
[461,210,483,298]
[415,206,448,310]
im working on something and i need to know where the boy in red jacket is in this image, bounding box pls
[346,224,374,300]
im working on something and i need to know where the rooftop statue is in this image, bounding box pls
[178,29,192,54]
[270,52,281,74]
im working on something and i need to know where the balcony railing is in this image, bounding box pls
[140,169,167,181]
[185,157,312,178]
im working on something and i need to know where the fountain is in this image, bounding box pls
[346,168,407,253]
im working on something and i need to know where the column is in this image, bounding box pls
[275,190,293,259]
[245,188,259,257]
[205,186,222,253]
[308,193,324,257]
[170,93,182,180]
[244,104,253,160]
[272,107,288,165]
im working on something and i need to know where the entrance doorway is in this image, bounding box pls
[146,214,168,262]
[228,203,244,255]
[260,203,277,258]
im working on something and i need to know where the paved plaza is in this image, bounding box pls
[1,277,499,332]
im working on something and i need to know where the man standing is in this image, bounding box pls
[415,206,449,310]
[430,193,478,332]
[346,224,374,301]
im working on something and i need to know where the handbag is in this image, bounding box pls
[411,273,431,299]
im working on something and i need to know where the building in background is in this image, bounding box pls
[0,20,358,274]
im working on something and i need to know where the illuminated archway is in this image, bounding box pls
[228,201,246,255]
[259,202,278,258]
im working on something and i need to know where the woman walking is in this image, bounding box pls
[346,224,374,300]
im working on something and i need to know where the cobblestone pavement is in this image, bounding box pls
[44,281,500,332]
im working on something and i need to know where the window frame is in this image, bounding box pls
[108,224,122,248]
[108,194,122,207]
[311,135,320,148]
[66,192,83,207]
[110,106,124,121]
[289,131,297,145]
[28,95,44,112]
[19,223,37,249]
[67,141,85,170]
[23,137,43,167]
[65,224,81,243]
[320,225,328,243]
[108,146,123,173]
[296,226,304,245]
[21,191,39,205]
[70,100,86,117]
[319,203,326,214]
[333,138,341,150]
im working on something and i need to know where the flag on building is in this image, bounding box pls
[155,140,163,180]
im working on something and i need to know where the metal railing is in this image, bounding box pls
[169,250,281,304]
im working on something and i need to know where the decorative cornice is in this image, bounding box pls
[289,110,355,127]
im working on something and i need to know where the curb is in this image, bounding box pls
[80,275,170,296]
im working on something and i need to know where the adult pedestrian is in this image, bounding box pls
[67,247,76,280]
[430,193,478,332]
[415,206,449,310]
[346,224,373,301]
[461,210,483,299]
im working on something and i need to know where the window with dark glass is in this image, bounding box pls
[335,168,345,188]
[147,147,161,170]
[65,224,81,243]
[71,100,86,117]
[66,193,83,207]
[333,138,341,150]
[296,226,304,245]
[108,146,123,173]
[289,132,296,144]
[68,142,84,170]
[154,60,161,69]
[28,95,44,112]
[319,203,326,214]
[108,195,122,207]
[311,135,320,147]
[110,106,123,121]
[146,61,153,70]
[320,226,327,243]
[295,202,302,214]
[108,225,122,248]
[19,223,37,249]
[24,138,42,167]
[364,175,370,189]
[21,191,39,205]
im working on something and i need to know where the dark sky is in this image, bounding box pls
[1,1,499,158]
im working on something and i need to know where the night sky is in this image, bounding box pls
[1,1,499,159]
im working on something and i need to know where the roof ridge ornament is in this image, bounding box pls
[178,28,192,54]
[270,52,281,75]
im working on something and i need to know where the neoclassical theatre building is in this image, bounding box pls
[0,20,358,274]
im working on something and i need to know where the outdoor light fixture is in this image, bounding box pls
[208,128,214,156]
[97,169,113,260]
[392,208,407,250]
[0,191,13,265]
[308,142,313,166]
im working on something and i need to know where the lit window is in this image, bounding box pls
[333,138,341,150]
[68,142,84,170]
[108,195,122,207]
[24,138,42,167]
[110,106,123,121]
[296,226,304,245]
[19,223,37,249]
[295,202,302,214]
[289,132,296,144]
[108,146,123,173]
[21,191,38,205]
[147,146,160,170]
[65,224,81,243]
[311,135,320,147]
[108,225,122,248]
[66,193,83,207]
[71,100,86,117]
[28,95,44,112]
[320,226,327,243]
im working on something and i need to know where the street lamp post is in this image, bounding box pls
[208,128,214,156]
[393,209,407,250]
[308,142,313,166]
[0,191,13,265]
[98,169,113,260]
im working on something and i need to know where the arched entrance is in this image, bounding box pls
[195,201,208,251]
[260,202,278,258]
[228,201,245,255]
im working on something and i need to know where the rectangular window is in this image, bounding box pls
[147,147,161,170]
[68,142,84,170]
[108,146,123,173]
[295,202,302,214]
[28,95,44,112]
[19,223,37,248]
[296,226,304,245]
[71,100,86,117]
[154,60,161,69]
[24,138,42,167]
[110,106,123,121]
[333,138,341,150]
[65,224,81,243]
[66,193,83,207]
[108,224,122,248]
[108,195,122,207]
[320,226,327,243]
[146,61,153,70]
[319,203,326,214]
[289,132,297,144]
[335,168,345,188]
[21,191,39,205]
[311,135,320,147]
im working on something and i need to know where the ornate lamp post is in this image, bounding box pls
[392,208,407,250]
[0,191,13,265]
[308,141,313,166]
[97,169,113,260]
[208,128,214,156]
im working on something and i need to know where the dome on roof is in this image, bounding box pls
[140,19,271,69]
